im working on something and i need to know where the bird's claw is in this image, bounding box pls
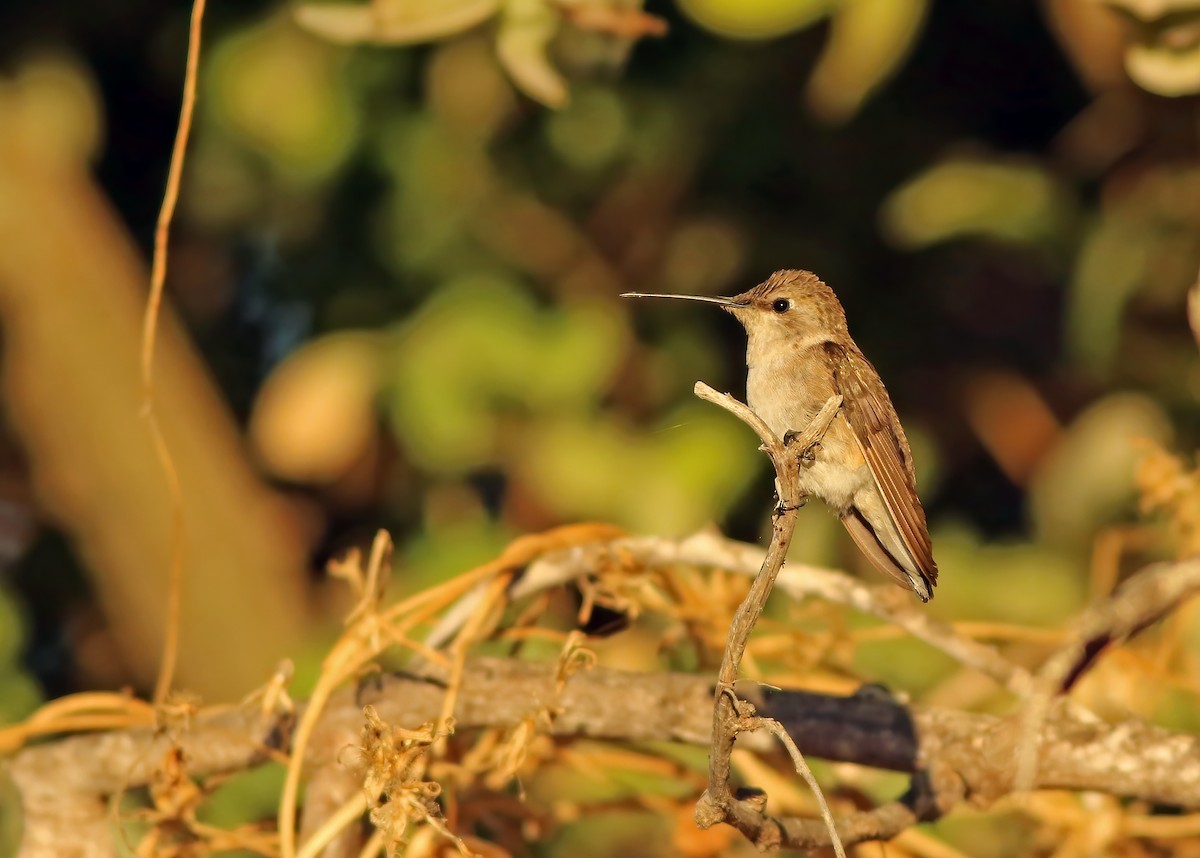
[783,431,821,464]
[774,498,806,516]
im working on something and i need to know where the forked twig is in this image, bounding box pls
[691,382,846,855]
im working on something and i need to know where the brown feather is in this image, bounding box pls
[825,342,938,589]
[840,509,928,600]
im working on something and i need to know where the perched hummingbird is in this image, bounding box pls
[623,269,938,601]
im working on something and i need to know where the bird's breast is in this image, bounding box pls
[746,353,870,512]
[746,349,833,442]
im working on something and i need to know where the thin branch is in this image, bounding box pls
[143,0,207,706]
[296,792,369,858]
[691,382,846,856]
[434,532,1032,696]
[758,716,843,842]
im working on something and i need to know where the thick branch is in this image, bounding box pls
[12,657,1200,856]
[1015,556,1200,791]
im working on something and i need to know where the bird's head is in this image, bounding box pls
[623,269,848,354]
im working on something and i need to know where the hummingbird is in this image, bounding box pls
[623,269,938,601]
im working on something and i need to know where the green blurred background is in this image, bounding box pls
[1,0,1199,802]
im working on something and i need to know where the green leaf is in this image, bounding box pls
[497,0,568,107]
[882,158,1075,248]
[806,0,929,123]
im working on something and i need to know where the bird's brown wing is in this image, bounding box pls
[825,342,938,588]
[840,508,923,595]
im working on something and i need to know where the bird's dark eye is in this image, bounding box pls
[772,298,790,313]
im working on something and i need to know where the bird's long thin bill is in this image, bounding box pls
[620,292,746,307]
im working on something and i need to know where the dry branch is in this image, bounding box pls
[689,382,847,854]
[431,533,1032,696]
[1015,556,1200,791]
[12,656,1200,855]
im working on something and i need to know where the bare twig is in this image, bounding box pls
[758,716,842,840]
[691,382,847,856]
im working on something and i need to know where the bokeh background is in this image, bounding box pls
[1,0,1200,853]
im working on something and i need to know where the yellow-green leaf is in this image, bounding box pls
[295,0,500,45]
[806,0,928,123]
[497,0,569,106]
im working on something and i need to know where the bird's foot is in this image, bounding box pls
[774,498,806,516]
[783,431,821,465]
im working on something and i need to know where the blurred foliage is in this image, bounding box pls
[197,762,288,830]
[1106,0,1200,96]
[0,54,103,168]
[881,157,1077,249]
[805,0,928,122]
[208,14,361,181]
[1137,440,1200,558]
[0,590,40,726]
[293,0,666,108]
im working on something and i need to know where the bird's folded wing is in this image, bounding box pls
[827,342,938,587]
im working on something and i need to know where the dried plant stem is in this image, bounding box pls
[435,573,513,756]
[691,382,846,856]
[278,534,399,858]
[143,0,207,707]
[278,524,622,858]
[759,717,840,835]
[355,828,387,858]
[296,793,368,858]
[0,693,157,753]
